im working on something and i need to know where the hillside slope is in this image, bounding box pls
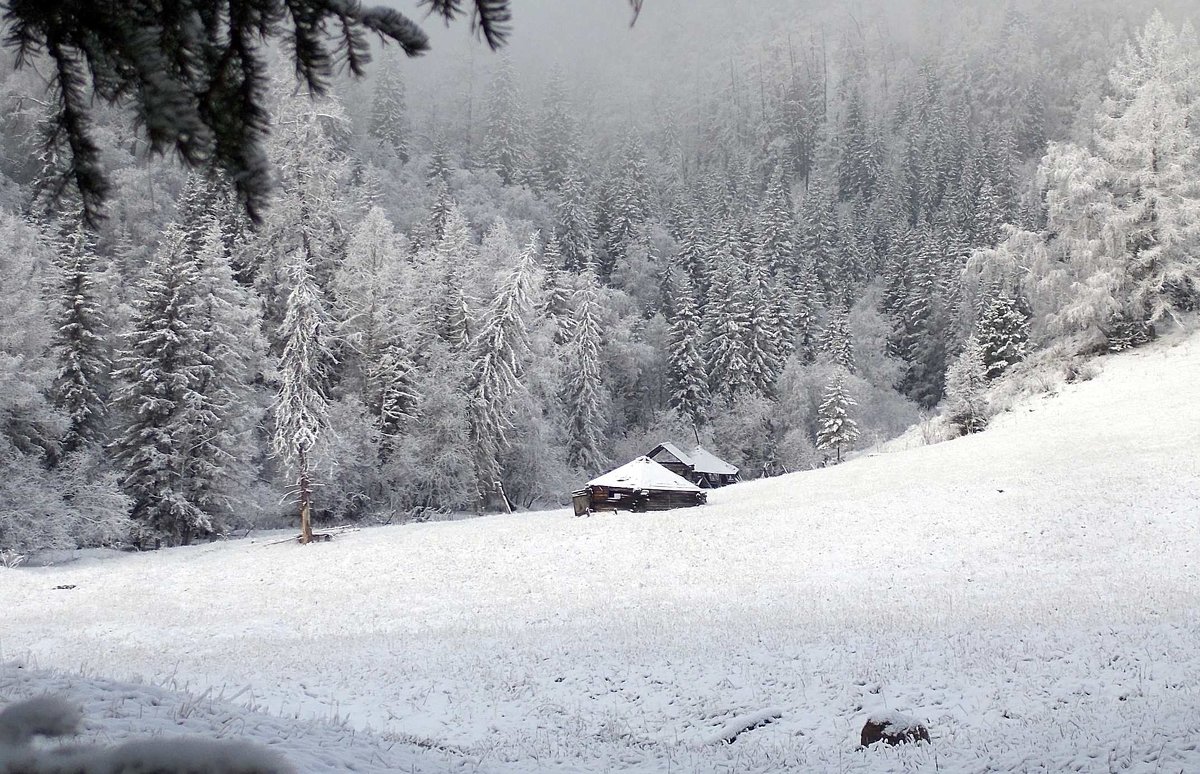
[3,332,1200,772]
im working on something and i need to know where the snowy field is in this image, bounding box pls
[4,332,1200,773]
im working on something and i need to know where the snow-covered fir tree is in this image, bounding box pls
[667,271,708,427]
[333,206,409,417]
[369,54,410,161]
[596,131,651,276]
[819,304,855,373]
[562,270,608,473]
[48,223,110,457]
[270,253,335,544]
[481,57,530,186]
[557,167,597,271]
[703,224,753,403]
[976,293,1029,379]
[111,226,212,546]
[744,262,784,396]
[182,222,263,525]
[465,235,539,511]
[836,89,878,202]
[944,337,989,434]
[815,374,859,464]
[535,66,582,192]
[539,234,573,338]
[431,204,474,351]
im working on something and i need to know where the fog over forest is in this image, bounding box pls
[0,0,1198,552]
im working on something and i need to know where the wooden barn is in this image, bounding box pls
[572,456,707,516]
[646,443,741,488]
[688,445,740,488]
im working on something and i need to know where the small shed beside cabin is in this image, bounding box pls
[646,443,740,488]
[689,445,740,488]
[572,456,707,516]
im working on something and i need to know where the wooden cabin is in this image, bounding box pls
[645,442,694,480]
[688,445,740,488]
[572,457,707,516]
[646,443,740,488]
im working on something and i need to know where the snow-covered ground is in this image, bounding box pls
[4,331,1200,773]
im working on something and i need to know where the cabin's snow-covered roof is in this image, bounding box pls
[690,446,739,475]
[587,456,703,493]
[649,441,693,466]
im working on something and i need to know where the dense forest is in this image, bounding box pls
[0,0,1197,553]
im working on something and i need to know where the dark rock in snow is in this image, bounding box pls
[860,712,930,747]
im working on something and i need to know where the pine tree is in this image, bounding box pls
[815,375,859,464]
[426,180,456,245]
[184,222,263,525]
[431,204,474,350]
[596,131,651,276]
[466,236,539,511]
[797,177,842,301]
[789,259,821,364]
[703,227,752,403]
[667,271,708,426]
[257,83,352,335]
[894,229,951,408]
[562,272,608,472]
[481,57,530,185]
[976,293,1029,380]
[744,262,783,395]
[374,342,419,438]
[427,137,453,187]
[535,66,582,192]
[944,338,989,434]
[755,173,796,276]
[540,234,573,339]
[556,167,597,271]
[112,226,210,546]
[49,224,110,457]
[836,89,878,202]
[334,206,412,428]
[369,55,410,161]
[819,304,855,372]
[270,254,335,544]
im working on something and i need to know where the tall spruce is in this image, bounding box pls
[535,67,582,192]
[112,226,210,546]
[703,223,753,402]
[369,55,410,161]
[49,224,110,457]
[668,271,708,426]
[945,337,989,434]
[562,271,608,473]
[271,254,335,544]
[466,236,539,511]
[976,293,1030,379]
[481,57,530,185]
[816,374,859,464]
[557,167,597,271]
